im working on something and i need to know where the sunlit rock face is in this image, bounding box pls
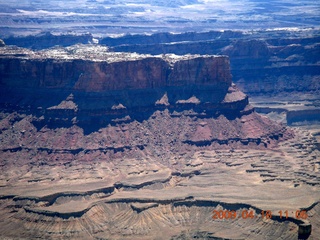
[2,45,319,240]
[0,44,290,142]
[0,45,231,91]
[102,30,320,95]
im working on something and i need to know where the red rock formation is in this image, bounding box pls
[221,39,270,59]
[0,45,292,148]
[0,48,231,92]
[0,45,300,240]
[102,30,320,95]
[168,56,231,86]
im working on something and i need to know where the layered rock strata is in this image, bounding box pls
[0,45,290,142]
[100,30,320,95]
[1,45,314,240]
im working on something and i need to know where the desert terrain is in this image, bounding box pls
[0,42,319,239]
[0,0,319,239]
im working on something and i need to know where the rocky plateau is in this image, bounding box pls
[98,29,320,126]
[0,42,319,239]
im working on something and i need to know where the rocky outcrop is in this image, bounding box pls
[2,45,319,240]
[101,30,320,95]
[221,39,270,59]
[0,45,232,112]
[0,44,292,144]
[224,38,320,94]
[0,47,231,92]
[3,30,319,95]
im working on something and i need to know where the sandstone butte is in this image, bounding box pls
[0,45,319,240]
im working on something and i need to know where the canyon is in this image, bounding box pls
[100,30,320,95]
[0,0,319,238]
[0,41,319,239]
[99,29,320,126]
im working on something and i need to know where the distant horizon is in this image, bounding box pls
[0,0,319,37]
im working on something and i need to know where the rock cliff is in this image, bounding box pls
[0,44,291,147]
[101,30,320,95]
[4,30,319,95]
[0,46,231,92]
[2,45,320,240]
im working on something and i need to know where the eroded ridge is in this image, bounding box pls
[0,46,317,239]
[0,127,319,239]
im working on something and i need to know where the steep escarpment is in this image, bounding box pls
[0,48,230,124]
[4,29,319,95]
[1,44,319,240]
[102,30,320,95]
[0,45,288,141]
[222,39,320,94]
[0,45,295,170]
[0,48,231,91]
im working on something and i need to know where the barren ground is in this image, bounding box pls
[0,123,319,239]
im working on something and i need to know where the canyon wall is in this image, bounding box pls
[1,44,311,240]
[3,30,319,95]
[0,45,294,173]
[0,53,231,92]
[100,30,320,95]
[0,45,290,143]
[0,46,232,112]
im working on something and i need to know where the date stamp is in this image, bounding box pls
[212,210,308,220]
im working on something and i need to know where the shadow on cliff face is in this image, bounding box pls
[1,82,238,135]
[26,85,246,135]
[0,88,76,111]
